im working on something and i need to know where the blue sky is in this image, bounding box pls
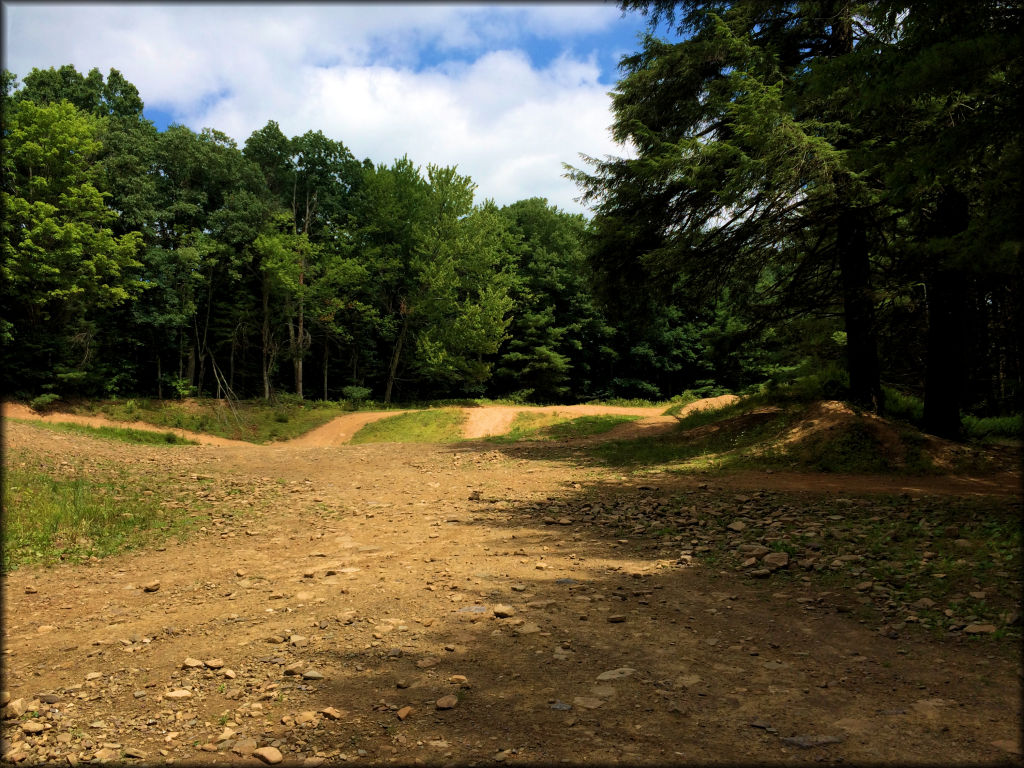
[3,3,664,214]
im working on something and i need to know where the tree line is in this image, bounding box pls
[3,23,1020,439]
[570,0,1021,438]
[0,64,757,407]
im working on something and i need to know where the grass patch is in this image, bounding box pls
[3,465,204,569]
[668,397,749,428]
[586,395,999,475]
[487,412,569,443]
[882,386,924,423]
[545,414,641,439]
[594,402,789,470]
[584,397,669,408]
[963,414,1021,441]
[350,408,465,444]
[9,418,198,445]
[69,397,355,444]
[488,413,641,443]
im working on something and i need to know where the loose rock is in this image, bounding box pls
[762,552,789,570]
[963,623,997,635]
[596,668,636,681]
[435,695,458,710]
[253,746,284,765]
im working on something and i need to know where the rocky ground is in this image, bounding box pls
[2,407,1021,766]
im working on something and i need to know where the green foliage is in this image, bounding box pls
[342,385,372,404]
[963,414,1022,441]
[349,408,465,444]
[2,58,1017,424]
[2,98,143,392]
[572,0,1022,432]
[883,387,925,424]
[28,394,61,412]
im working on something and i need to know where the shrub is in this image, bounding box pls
[342,385,372,403]
[963,414,1022,440]
[28,393,61,412]
[882,386,924,423]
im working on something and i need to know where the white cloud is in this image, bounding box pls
[4,2,636,214]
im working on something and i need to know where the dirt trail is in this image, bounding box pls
[1,402,1021,766]
[3,394,738,448]
[288,411,415,447]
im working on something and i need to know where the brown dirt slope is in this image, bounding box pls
[2,403,246,447]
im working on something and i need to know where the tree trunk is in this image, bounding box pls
[827,7,881,413]
[323,337,329,402]
[384,315,409,405]
[186,346,196,389]
[295,271,304,399]
[836,206,882,412]
[261,275,272,401]
[157,355,162,400]
[922,187,971,438]
[923,270,967,438]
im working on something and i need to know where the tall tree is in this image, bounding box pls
[851,0,1023,435]
[2,98,142,394]
[353,158,514,403]
[571,1,886,410]
[495,198,614,402]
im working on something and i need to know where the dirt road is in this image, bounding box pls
[1,404,1021,765]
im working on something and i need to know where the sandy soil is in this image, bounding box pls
[1,401,1021,766]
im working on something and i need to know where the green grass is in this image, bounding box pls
[487,412,568,443]
[593,401,789,470]
[882,386,925,423]
[584,397,669,408]
[3,465,205,569]
[586,395,997,475]
[661,386,734,417]
[69,398,356,444]
[488,413,641,443]
[545,414,641,439]
[668,397,748,428]
[9,418,198,445]
[350,408,466,444]
[963,414,1021,440]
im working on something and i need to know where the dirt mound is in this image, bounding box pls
[779,400,1010,473]
[1,403,247,447]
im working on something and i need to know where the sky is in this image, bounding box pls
[2,2,663,216]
